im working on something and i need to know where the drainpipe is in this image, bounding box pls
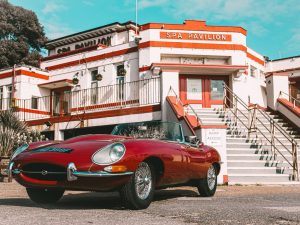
[11,64,16,107]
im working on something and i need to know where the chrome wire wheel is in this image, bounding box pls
[207,165,217,191]
[134,162,152,200]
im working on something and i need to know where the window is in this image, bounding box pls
[186,78,202,100]
[90,69,98,104]
[250,66,256,77]
[7,85,12,108]
[116,64,125,100]
[31,97,38,109]
[0,87,3,110]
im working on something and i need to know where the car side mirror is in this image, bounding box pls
[184,136,200,145]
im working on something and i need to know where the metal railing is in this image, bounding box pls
[167,87,203,125]
[279,91,300,108]
[0,77,161,121]
[223,84,299,181]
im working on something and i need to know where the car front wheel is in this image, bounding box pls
[120,161,155,209]
[197,164,217,197]
[26,188,65,204]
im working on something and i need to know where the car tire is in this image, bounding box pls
[197,164,217,197]
[26,188,65,204]
[120,161,155,210]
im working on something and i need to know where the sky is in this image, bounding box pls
[8,0,300,60]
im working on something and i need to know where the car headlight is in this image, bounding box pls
[11,144,29,160]
[92,143,126,165]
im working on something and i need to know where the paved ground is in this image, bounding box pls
[0,182,300,225]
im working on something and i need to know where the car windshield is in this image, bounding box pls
[111,121,184,142]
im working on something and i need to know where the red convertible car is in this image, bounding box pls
[8,121,221,209]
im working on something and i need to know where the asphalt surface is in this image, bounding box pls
[0,182,300,225]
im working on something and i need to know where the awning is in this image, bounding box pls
[38,79,74,89]
[150,63,248,75]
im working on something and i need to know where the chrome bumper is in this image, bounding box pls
[67,162,133,181]
[7,162,133,182]
[67,163,133,181]
[7,162,17,182]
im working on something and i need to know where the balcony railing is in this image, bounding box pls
[0,77,161,121]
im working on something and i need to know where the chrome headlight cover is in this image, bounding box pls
[92,142,126,165]
[11,144,29,160]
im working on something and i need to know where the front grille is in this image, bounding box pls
[22,163,67,181]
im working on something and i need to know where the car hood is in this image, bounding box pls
[13,135,130,170]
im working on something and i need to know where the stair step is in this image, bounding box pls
[228,167,290,175]
[227,160,294,167]
[228,174,291,183]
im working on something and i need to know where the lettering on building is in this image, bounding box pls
[56,36,112,54]
[160,32,232,42]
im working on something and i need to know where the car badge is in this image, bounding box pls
[41,170,48,176]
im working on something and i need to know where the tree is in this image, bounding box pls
[0,0,47,69]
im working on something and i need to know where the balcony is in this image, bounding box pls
[0,77,161,123]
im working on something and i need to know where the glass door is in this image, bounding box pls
[180,75,228,108]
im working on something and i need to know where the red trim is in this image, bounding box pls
[247,52,265,66]
[152,63,248,70]
[16,108,51,115]
[26,105,161,126]
[0,69,49,80]
[46,47,138,71]
[277,98,300,117]
[166,96,227,133]
[139,41,248,53]
[139,66,151,72]
[41,45,105,61]
[71,100,140,112]
[140,20,247,36]
[38,79,73,87]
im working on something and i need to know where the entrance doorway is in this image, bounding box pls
[179,75,228,108]
[51,87,72,116]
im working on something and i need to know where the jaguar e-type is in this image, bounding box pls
[8,121,221,209]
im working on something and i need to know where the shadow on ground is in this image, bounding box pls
[0,189,199,210]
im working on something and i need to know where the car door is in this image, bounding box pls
[179,143,208,179]
[158,141,190,185]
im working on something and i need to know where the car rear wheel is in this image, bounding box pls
[120,161,155,210]
[197,164,217,197]
[26,188,65,204]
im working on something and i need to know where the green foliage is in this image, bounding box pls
[0,0,47,69]
[0,110,46,157]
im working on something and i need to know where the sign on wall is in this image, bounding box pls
[160,32,232,42]
[56,35,112,54]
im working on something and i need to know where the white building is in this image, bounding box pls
[0,20,299,184]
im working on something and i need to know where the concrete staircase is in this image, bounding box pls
[190,107,300,184]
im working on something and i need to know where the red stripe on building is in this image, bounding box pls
[26,104,161,126]
[46,47,138,71]
[0,69,49,80]
[247,52,265,66]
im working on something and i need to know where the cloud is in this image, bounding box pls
[43,21,73,39]
[83,1,94,6]
[286,22,300,53]
[124,0,168,9]
[168,0,300,22]
[138,0,168,9]
[42,1,67,14]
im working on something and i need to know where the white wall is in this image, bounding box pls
[266,75,289,110]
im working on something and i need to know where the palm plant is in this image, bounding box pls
[0,109,45,157]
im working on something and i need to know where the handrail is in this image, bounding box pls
[167,87,203,125]
[279,91,300,108]
[223,83,299,181]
